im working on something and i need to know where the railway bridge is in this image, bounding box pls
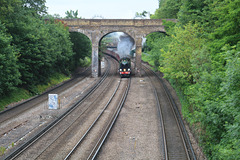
[61,19,176,77]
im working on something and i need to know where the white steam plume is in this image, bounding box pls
[117,33,134,58]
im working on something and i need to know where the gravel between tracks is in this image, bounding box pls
[97,75,164,159]
[97,70,206,159]
[157,72,207,160]
[0,76,99,157]
[0,65,206,159]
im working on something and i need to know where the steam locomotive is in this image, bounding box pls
[119,57,131,78]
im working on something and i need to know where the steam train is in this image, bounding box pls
[119,57,131,78]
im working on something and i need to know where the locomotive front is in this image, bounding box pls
[119,57,131,78]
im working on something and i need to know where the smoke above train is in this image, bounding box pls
[117,33,134,58]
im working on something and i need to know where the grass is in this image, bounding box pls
[0,146,6,156]
[35,73,70,94]
[0,89,32,111]
[0,73,70,112]
[79,57,91,67]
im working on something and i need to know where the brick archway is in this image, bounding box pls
[61,19,176,77]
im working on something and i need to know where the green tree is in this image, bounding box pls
[212,46,240,159]
[143,32,170,68]
[0,0,79,98]
[69,32,91,69]
[48,20,74,74]
[151,0,181,19]
[178,0,208,25]
[147,0,240,159]
[12,15,57,86]
[160,23,209,86]
[22,0,47,15]
[2,0,74,90]
[0,21,21,96]
[0,0,21,23]
[65,10,79,19]
[135,10,149,19]
[209,0,240,53]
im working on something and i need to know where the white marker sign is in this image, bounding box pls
[48,94,59,109]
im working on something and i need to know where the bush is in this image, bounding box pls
[0,21,21,96]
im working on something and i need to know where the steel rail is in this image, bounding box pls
[87,78,131,160]
[154,88,168,160]
[144,64,196,160]
[0,67,91,124]
[143,64,196,160]
[33,59,119,160]
[64,78,123,160]
[143,65,168,160]
[4,58,111,160]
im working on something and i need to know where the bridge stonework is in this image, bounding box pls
[61,19,175,77]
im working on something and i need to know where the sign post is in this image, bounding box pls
[48,94,59,109]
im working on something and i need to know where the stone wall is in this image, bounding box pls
[60,19,176,77]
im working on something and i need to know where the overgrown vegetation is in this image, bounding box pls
[0,1,91,110]
[144,0,240,159]
[69,32,92,69]
[0,146,6,156]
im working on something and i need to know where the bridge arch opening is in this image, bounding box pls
[100,32,135,57]
[99,32,135,75]
[141,31,167,69]
[61,19,176,77]
[69,32,92,73]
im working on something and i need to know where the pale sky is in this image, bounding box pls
[45,0,159,19]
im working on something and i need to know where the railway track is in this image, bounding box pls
[3,56,130,160]
[65,78,130,160]
[0,67,91,125]
[143,64,196,160]
[1,56,197,159]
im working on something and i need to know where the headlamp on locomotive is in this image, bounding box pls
[119,57,131,78]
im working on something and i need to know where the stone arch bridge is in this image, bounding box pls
[61,19,176,77]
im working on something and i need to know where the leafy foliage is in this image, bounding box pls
[145,0,240,159]
[214,47,240,159]
[209,0,240,52]
[178,0,208,25]
[7,14,74,90]
[135,10,149,19]
[65,10,80,19]
[143,32,170,69]
[160,23,210,86]
[151,0,181,19]
[69,32,91,70]
[0,1,91,98]
[0,21,21,95]
[0,0,22,22]
[22,0,47,15]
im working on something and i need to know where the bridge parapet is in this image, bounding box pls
[61,19,176,27]
[59,19,176,77]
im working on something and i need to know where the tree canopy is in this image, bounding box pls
[0,1,91,96]
[144,0,240,159]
